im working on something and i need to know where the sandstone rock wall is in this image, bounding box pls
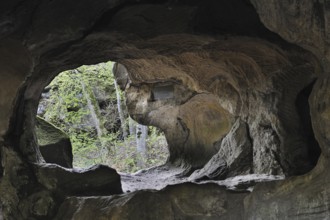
[0,0,329,219]
[116,37,319,176]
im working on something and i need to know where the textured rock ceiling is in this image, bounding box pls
[1,0,330,219]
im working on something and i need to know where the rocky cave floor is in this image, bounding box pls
[0,163,285,220]
[120,164,284,193]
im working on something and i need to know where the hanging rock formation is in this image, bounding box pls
[0,0,329,219]
[115,37,318,176]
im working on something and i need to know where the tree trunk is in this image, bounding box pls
[114,79,128,139]
[136,124,148,167]
[80,75,103,139]
[128,117,136,136]
[75,70,108,150]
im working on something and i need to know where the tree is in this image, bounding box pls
[128,117,136,136]
[114,78,128,139]
[136,124,148,167]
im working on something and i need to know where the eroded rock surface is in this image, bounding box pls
[117,37,318,176]
[0,147,122,219]
[217,119,253,177]
[124,80,232,171]
[189,119,253,181]
[0,0,329,219]
[250,0,330,63]
[245,155,330,220]
[55,183,248,220]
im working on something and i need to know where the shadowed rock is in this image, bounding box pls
[35,116,73,168]
[189,119,253,181]
[217,119,253,177]
[55,183,248,220]
[35,164,123,196]
[189,155,228,181]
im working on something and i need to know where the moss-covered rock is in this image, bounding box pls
[35,116,73,168]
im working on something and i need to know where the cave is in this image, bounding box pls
[1,0,330,219]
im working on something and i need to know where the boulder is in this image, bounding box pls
[35,116,73,168]
[35,163,123,196]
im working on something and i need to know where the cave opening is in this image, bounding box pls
[35,61,169,174]
[296,81,321,168]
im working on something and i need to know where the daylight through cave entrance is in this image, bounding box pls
[36,61,169,173]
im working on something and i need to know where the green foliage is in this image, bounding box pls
[38,61,168,173]
[107,130,168,173]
